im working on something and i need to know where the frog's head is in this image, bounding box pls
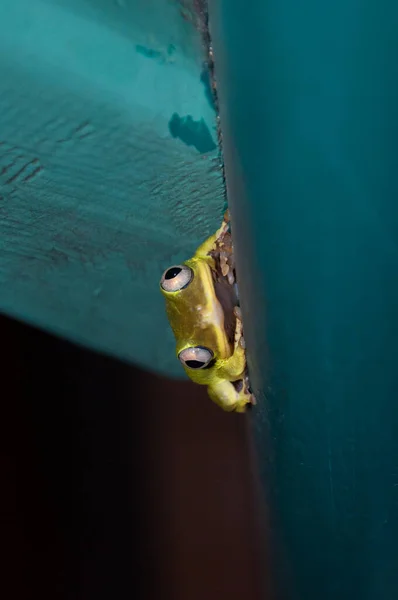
[160,255,232,372]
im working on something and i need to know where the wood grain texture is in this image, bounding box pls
[0,0,224,377]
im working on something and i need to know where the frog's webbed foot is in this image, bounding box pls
[194,217,230,260]
[233,307,256,407]
[243,375,256,406]
[207,379,252,413]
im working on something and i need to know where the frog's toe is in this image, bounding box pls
[233,306,242,320]
[234,402,250,413]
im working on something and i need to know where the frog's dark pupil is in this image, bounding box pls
[165,267,182,280]
[185,360,205,369]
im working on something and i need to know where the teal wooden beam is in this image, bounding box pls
[0,0,223,376]
[209,0,398,598]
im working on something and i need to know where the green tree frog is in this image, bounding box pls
[160,213,254,413]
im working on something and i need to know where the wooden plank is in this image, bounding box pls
[0,0,224,376]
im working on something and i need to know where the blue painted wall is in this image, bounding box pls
[0,0,223,376]
[210,0,398,598]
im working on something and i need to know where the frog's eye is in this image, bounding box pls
[178,346,214,369]
[160,265,193,292]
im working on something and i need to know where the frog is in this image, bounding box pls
[159,212,254,413]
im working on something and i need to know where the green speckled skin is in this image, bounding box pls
[0,0,223,377]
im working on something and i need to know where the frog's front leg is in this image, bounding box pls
[217,307,246,380]
[207,379,249,413]
[194,216,229,259]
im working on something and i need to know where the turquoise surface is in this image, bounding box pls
[210,1,398,598]
[0,0,223,377]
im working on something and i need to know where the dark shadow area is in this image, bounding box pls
[135,43,176,63]
[0,314,265,600]
[168,112,216,153]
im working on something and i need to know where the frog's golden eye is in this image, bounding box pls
[160,265,193,292]
[178,346,214,369]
